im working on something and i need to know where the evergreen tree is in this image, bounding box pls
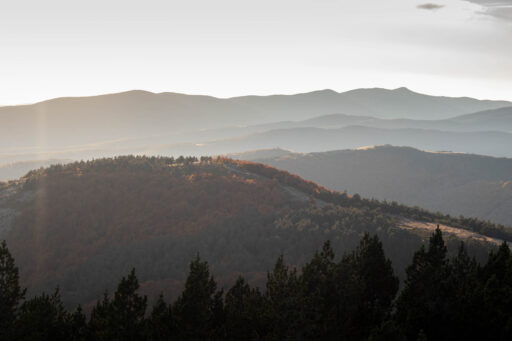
[111,268,147,339]
[444,243,483,340]
[299,241,338,339]
[69,305,87,341]
[348,234,399,340]
[14,289,72,341]
[224,276,266,340]
[210,289,226,340]
[395,227,451,340]
[88,292,113,340]
[173,254,218,340]
[88,269,147,340]
[265,254,301,340]
[0,240,26,340]
[479,242,512,340]
[146,294,175,341]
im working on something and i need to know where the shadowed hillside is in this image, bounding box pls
[237,145,512,226]
[0,155,508,309]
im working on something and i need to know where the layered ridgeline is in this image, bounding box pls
[1,88,511,164]
[0,156,509,309]
[233,146,512,226]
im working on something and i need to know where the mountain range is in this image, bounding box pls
[1,88,511,164]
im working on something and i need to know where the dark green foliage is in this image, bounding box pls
[146,294,175,341]
[0,240,25,340]
[341,234,399,340]
[172,254,218,340]
[14,289,72,341]
[88,269,147,340]
[69,305,87,341]
[477,242,512,340]
[265,255,301,340]
[299,242,338,339]
[2,231,512,340]
[395,227,451,340]
[224,277,266,340]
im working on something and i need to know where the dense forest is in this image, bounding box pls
[1,229,512,340]
[0,156,508,309]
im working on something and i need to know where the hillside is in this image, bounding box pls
[238,145,512,226]
[1,88,510,164]
[0,155,507,309]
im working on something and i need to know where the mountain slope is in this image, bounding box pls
[238,145,512,226]
[0,156,507,309]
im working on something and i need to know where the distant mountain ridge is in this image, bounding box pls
[1,87,510,164]
[193,106,512,142]
[236,145,512,226]
[178,125,512,158]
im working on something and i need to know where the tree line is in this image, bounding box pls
[1,228,512,340]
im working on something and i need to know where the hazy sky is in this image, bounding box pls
[1,0,511,105]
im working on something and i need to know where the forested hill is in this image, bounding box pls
[236,145,512,226]
[0,156,509,308]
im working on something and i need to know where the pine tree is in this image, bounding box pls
[299,241,338,339]
[265,254,301,340]
[349,234,399,340]
[395,227,451,340]
[110,268,147,340]
[0,240,26,340]
[88,292,113,340]
[146,294,175,341]
[479,242,512,340]
[224,276,266,340]
[173,254,218,340]
[14,289,72,341]
[69,305,87,341]
[210,289,226,340]
[88,269,147,340]
[444,243,483,340]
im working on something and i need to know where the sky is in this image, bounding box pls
[0,0,511,105]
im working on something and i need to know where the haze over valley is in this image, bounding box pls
[1,87,512,166]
